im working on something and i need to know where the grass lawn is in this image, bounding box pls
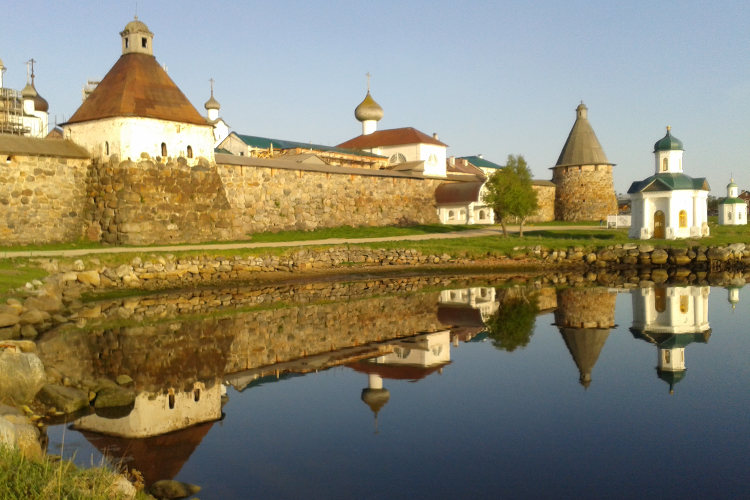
[0,259,47,301]
[244,224,479,242]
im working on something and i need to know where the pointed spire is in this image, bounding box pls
[555,102,611,167]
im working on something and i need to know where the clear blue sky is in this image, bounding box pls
[2,0,748,194]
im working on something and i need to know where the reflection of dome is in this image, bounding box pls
[654,127,684,152]
[354,91,383,122]
[657,368,686,395]
[361,388,390,415]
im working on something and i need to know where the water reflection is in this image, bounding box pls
[630,286,711,394]
[41,275,749,497]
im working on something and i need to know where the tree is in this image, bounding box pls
[482,155,538,237]
[485,292,538,352]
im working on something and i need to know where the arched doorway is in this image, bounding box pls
[653,210,665,239]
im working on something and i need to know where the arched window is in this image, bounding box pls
[141,37,148,48]
[388,153,406,165]
[448,210,454,219]
[680,295,689,314]
[664,350,671,363]
[662,158,668,171]
[104,141,109,155]
[187,145,193,158]
[655,287,666,313]
[679,210,687,228]
[161,142,167,157]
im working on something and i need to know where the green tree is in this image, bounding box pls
[485,292,539,352]
[482,154,538,236]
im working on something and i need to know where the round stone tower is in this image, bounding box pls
[551,102,617,221]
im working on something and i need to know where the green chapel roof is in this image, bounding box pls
[718,197,746,205]
[627,173,709,194]
[654,127,684,152]
[459,155,504,170]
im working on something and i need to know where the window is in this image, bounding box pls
[655,287,666,313]
[124,38,129,48]
[141,37,147,48]
[388,153,406,165]
[427,153,437,165]
[728,211,733,220]
[161,142,167,157]
[679,210,687,228]
[479,210,485,220]
[662,158,668,171]
[448,210,454,219]
[664,350,671,364]
[680,295,689,314]
[187,145,193,158]
[104,141,109,155]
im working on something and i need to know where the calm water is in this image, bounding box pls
[45,277,750,499]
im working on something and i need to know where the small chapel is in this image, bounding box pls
[718,178,747,225]
[628,127,710,240]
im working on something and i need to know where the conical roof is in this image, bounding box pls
[64,52,207,126]
[354,91,384,122]
[555,102,613,167]
[559,327,611,388]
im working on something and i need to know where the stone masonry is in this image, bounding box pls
[0,155,91,244]
[552,165,617,221]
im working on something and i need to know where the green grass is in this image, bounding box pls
[525,220,601,227]
[245,224,478,242]
[0,259,47,301]
[0,445,149,500]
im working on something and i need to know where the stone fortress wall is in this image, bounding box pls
[1,152,444,246]
[0,154,92,244]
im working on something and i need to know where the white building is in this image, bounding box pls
[337,87,448,178]
[628,127,710,239]
[0,58,49,138]
[718,179,747,225]
[435,181,495,224]
[204,80,230,147]
[630,286,711,394]
[63,18,214,165]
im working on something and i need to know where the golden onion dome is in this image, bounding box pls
[354,91,383,122]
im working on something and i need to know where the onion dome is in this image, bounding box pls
[361,387,390,415]
[21,83,37,98]
[654,126,684,152]
[728,178,738,189]
[354,91,383,122]
[204,93,220,111]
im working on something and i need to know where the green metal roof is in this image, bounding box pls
[627,173,709,194]
[459,155,504,170]
[654,128,684,152]
[719,197,746,205]
[235,133,386,158]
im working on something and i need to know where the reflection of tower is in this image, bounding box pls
[361,374,390,434]
[727,287,740,312]
[554,288,616,388]
[350,330,451,431]
[630,286,711,394]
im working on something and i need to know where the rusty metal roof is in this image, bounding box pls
[435,180,484,205]
[337,127,447,149]
[0,135,89,158]
[64,53,207,126]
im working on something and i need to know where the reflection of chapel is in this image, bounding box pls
[630,286,711,393]
[628,128,710,239]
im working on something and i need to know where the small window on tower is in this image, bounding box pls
[125,38,129,48]
[161,143,167,157]
[187,145,193,158]
[662,158,668,171]
[142,37,147,48]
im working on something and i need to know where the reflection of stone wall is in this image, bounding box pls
[36,279,448,390]
[554,287,616,328]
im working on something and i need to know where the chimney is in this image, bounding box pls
[478,153,483,159]
[433,132,439,140]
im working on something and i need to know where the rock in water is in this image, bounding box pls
[37,384,89,414]
[149,479,201,499]
[94,385,135,409]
